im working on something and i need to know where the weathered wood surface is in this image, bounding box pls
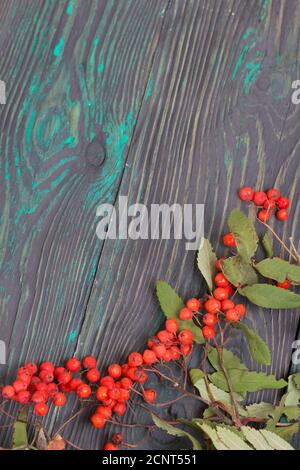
[0,0,300,449]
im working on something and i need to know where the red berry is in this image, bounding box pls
[277,197,289,209]
[253,191,267,206]
[39,370,54,384]
[100,376,115,389]
[118,388,130,402]
[86,368,101,383]
[13,380,28,393]
[267,188,281,201]
[25,363,38,375]
[215,257,225,271]
[47,383,59,397]
[276,209,288,221]
[213,287,229,301]
[179,307,193,321]
[59,383,72,393]
[66,358,81,372]
[82,355,97,369]
[203,313,217,327]
[151,343,166,359]
[169,346,181,360]
[2,385,15,399]
[34,402,49,416]
[135,369,148,383]
[113,402,126,416]
[235,304,246,317]
[165,319,179,333]
[186,298,201,311]
[127,352,143,367]
[162,349,172,362]
[103,443,117,450]
[181,344,192,357]
[40,362,54,373]
[277,280,291,289]
[57,371,72,385]
[143,349,157,364]
[120,377,132,389]
[17,368,31,384]
[143,388,157,403]
[112,433,123,445]
[52,392,67,407]
[76,383,91,399]
[69,378,83,391]
[90,413,106,428]
[108,364,122,379]
[31,390,47,404]
[257,209,270,222]
[17,390,31,404]
[214,272,229,288]
[108,387,121,401]
[204,298,221,314]
[225,308,240,322]
[263,199,276,210]
[223,233,236,248]
[54,367,66,378]
[96,386,108,401]
[178,329,193,345]
[157,329,173,343]
[221,299,235,311]
[202,326,215,339]
[96,406,112,419]
[239,186,254,201]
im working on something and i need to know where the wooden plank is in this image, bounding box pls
[71,0,300,449]
[0,0,168,447]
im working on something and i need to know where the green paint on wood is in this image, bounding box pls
[243,62,262,93]
[67,0,74,15]
[145,78,154,100]
[98,62,104,75]
[53,37,64,59]
[69,329,78,343]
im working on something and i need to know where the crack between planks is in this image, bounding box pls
[73,0,173,355]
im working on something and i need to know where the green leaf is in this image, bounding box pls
[285,374,300,407]
[197,238,217,292]
[259,429,294,450]
[293,371,300,389]
[228,209,258,260]
[208,346,248,371]
[271,423,299,442]
[156,280,204,343]
[13,411,28,449]
[262,233,273,258]
[209,369,287,393]
[151,414,202,450]
[241,426,273,450]
[234,323,271,365]
[255,258,300,284]
[215,426,253,450]
[196,422,229,450]
[221,256,258,287]
[189,369,246,412]
[245,402,275,419]
[238,284,300,308]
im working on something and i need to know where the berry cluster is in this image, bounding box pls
[179,277,246,340]
[239,186,289,222]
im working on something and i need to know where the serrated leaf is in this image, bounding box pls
[215,426,253,450]
[239,284,300,308]
[271,423,299,442]
[197,238,217,292]
[255,258,300,284]
[47,434,66,450]
[285,374,300,407]
[262,233,273,258]
[234,323,271,365]
[196,422,229,450]
[292,371,300,389]
[221,256,258,287]
[156,281,204,343]
[189,369,246,412]
[12,412,27,449]
[209,369,287,393]
[151,414,202,450]
[208,346,248,371]
[241,426,273,450]
[245,402,275,419]
[228,209,258,260]
[260,429,294,450]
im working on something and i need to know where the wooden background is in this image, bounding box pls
[0,0,300,450]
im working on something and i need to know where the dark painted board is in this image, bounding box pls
[0,0,300,450]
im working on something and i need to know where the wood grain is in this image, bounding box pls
[0,0,299,450]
